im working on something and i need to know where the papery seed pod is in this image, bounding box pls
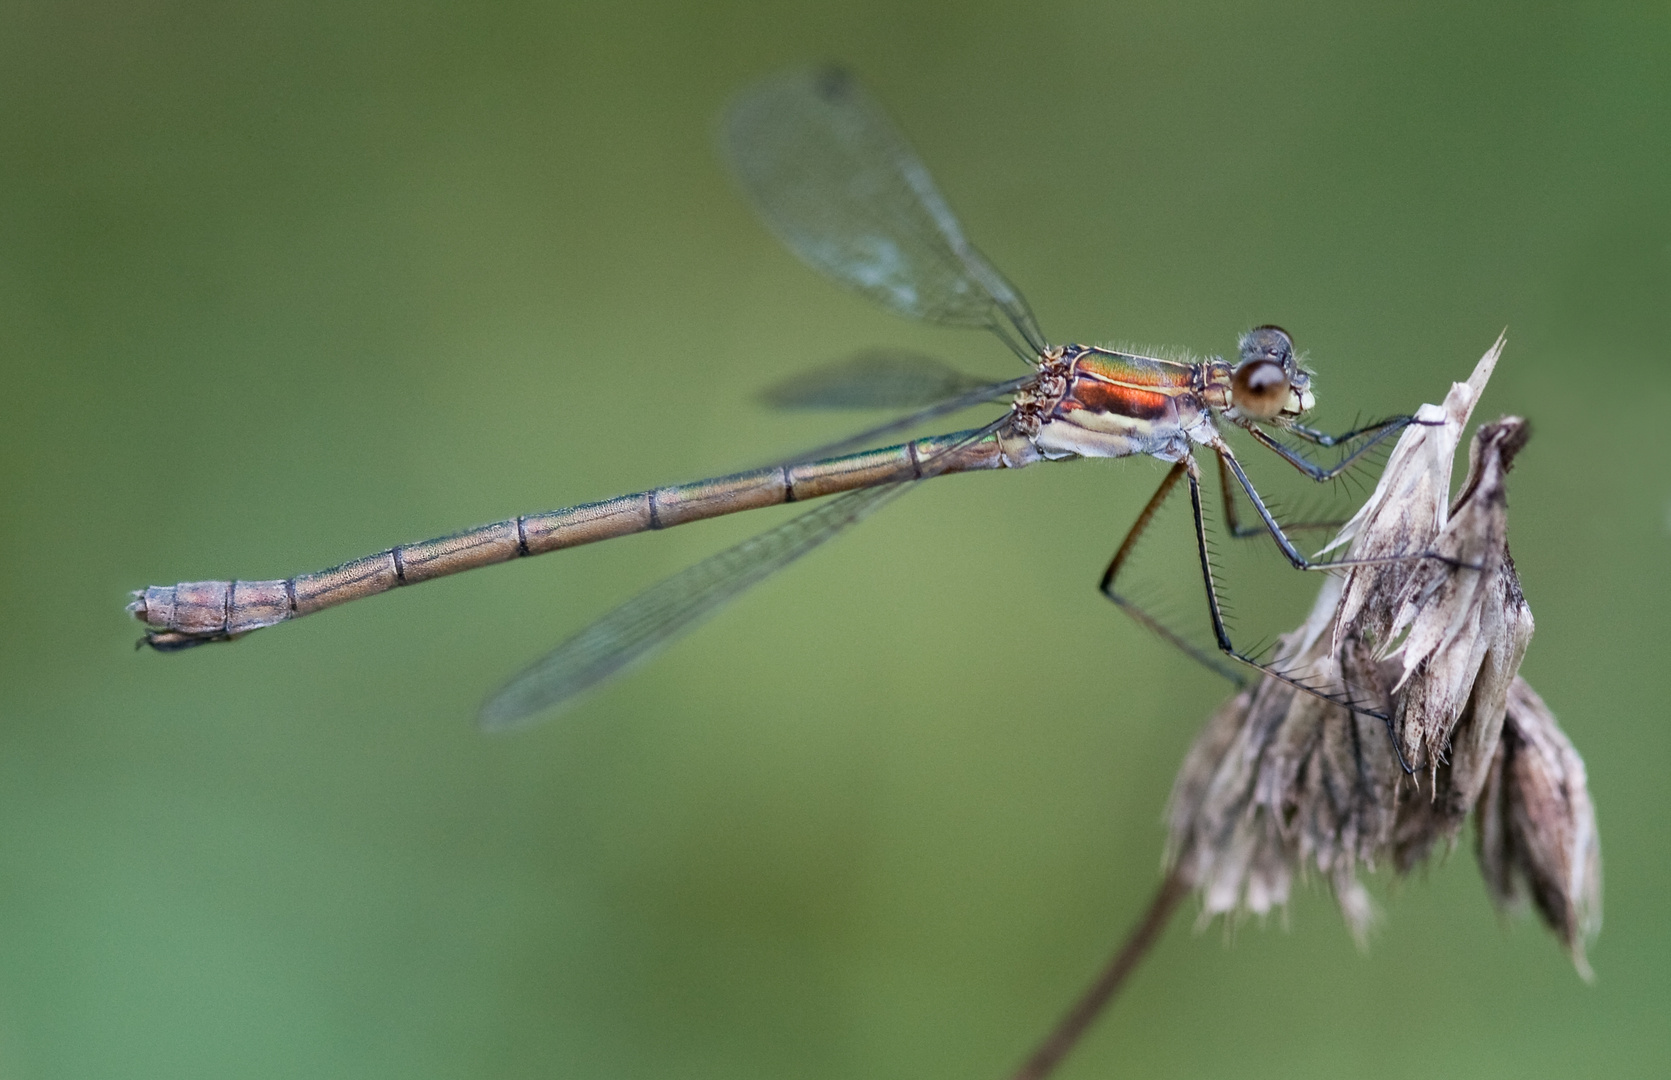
[1476,678,1602,978]
[1385,419,1532,785]
[1384,417,1536,870]
[1166,338,1599,972]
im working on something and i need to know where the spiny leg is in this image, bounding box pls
[1286,414,1414,448]
[1098,455,1378,685]
[1214,438,1475,577]
[1241,414,1412,482]
[1106,439,1453,772]
[1097,454,1416,771]
[1217,415,1417,538]
[1216,453,1347,541]
[1179,455,1416,770]
[1099,461,1246,687]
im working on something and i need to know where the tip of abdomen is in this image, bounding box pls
[126,580,291,648]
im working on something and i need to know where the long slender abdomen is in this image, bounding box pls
[130,430,1013,649]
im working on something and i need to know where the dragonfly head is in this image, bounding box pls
[1230,325,1314,422]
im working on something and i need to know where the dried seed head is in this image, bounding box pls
[1166,337,1599,972]
[1476,678,1603,979]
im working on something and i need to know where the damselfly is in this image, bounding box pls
[131,67,1417,730]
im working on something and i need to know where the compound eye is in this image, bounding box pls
[1232,358,1290,420]
[1244,325,1294,364]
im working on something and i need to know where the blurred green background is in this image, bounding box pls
[2,1,1667,1077]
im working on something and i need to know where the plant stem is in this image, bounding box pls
[1007,870,1188,1080]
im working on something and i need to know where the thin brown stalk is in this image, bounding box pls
[1008,871,1189,1080]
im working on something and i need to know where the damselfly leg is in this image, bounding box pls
[1215,416,1413,539]
[1212,437,1476,578]
[1097,461,1245,685]
[1236,414,1414,484]
[1101,428,1470,772]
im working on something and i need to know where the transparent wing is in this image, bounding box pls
[479,483,906,731]
[722,66,1046,359]
[771,373,1029,466]
[760,349,1000,409]
[481,419,1008,731]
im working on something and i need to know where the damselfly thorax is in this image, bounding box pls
[1011,335,1317,466]
[129,66,1419,743]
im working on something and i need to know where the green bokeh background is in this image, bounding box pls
[2,1,1667,1077]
